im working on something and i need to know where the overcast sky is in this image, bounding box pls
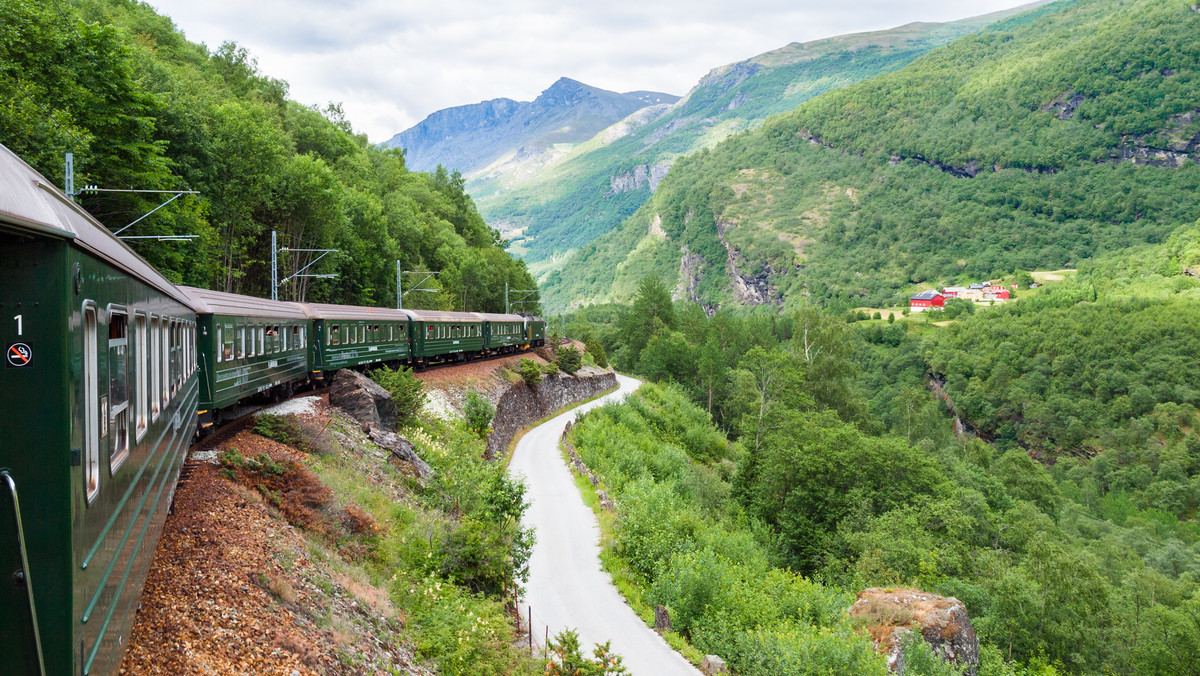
[148,0,1032,143]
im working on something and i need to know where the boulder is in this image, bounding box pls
[587,472,599,487]
[700,655,727,675]
[369,428,434,483]
[329,370,397,432]
[848,588,979,675]
[654,605,671,633]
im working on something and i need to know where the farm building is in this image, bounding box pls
[910,290,945,312]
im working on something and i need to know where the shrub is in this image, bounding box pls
[463,390,495,438]
[585,339,609,368]
[557,346,583,374]
[254,414,301,446]
[370,365,426,423]
[542,362,559,377]
[518,358,542,387]
[546,629,629,676]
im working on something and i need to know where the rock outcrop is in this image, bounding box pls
[329,370,398,432]
[486,366,616,458]
[848,588,979,675]
[654,605,671,633]
[368,428,434,483]
[700,655,728,675]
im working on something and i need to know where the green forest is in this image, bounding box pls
[543,0,1200,311]
[564,221,1200,673]
[0,0,538,311]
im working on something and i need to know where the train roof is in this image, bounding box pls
[177,286,310,320]
[0,144,192,306]
[402,308,485,323]
[299,302,413,322]
[473,312,529,322]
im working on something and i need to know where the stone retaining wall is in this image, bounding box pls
[486,366,616,458]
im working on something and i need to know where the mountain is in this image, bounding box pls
[380,78,677,175]
[474,3,1050,269]
[543,0,1200,311]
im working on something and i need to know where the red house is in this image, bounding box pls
[910,290,945,312]
[986,285,1011,300]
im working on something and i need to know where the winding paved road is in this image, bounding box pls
[509,374,701,675]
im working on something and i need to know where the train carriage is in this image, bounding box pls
[178,287,311,429]
[0,144,198,676]
[302,302,412,375]
[525,315,546,347]
[405,309,484,364]
[477,312,528,353]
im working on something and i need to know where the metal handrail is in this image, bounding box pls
[2,470,47,676]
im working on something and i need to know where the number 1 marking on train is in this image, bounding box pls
[13,314,22,336]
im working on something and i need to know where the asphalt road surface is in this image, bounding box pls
[509,373,701,676]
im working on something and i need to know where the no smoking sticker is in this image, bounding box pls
[6,342,32,368]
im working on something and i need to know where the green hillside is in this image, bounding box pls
[0,0,538,312]
[474,4,1044,267]
[546,0,1200,311]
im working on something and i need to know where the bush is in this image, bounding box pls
[585,339,609,368]
[518,358,542,387]
[370,365,426,423]
[542,362,560,377]
[253,414,301,446]
[557,346,583,374]
[546,629,629,676]
[463,390,495,438]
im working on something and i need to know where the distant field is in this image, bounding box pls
[1032,268,1078,283]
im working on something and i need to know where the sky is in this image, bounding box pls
[148,0,1034,144]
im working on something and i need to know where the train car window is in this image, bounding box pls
[332,325,340,346]
[135,313,148,438]
[272,325,280,352]
[221,323,234,362]
[168,320,177,396]
[108,309,130,473]
[83,304,100,504]
[235,325,244,360]
[294,325,301,349]
[282,324,289,351]
[151,317,161,419]
[300,326,306,349]
[161,320,170,406]
[175,321,183,390]
[216,324,223,363]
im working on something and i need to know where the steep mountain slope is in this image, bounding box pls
[381,78,676,175]
[477,3,1049,266]
[545,0,1200,311]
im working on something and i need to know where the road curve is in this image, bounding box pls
[509,373,701,676]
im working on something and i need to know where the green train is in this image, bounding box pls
[0,144,544,675]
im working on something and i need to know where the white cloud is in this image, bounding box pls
[148,0,1034,143]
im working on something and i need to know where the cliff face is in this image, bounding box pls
[382,78,677,174]
[486,366,616,458]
